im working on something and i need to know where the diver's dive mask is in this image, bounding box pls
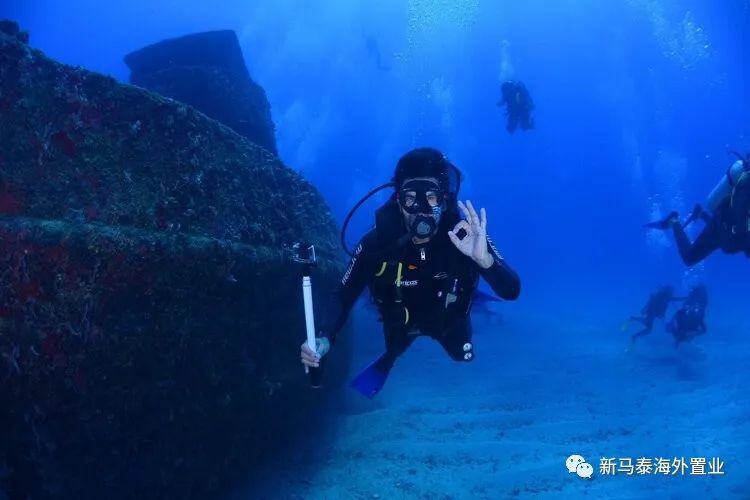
[397,180,445,215]
[398,180,446,238]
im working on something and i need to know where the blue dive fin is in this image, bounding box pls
[349,358,389,399]
[643,211,678,230]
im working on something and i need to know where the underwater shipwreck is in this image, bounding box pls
[0,21,351,499]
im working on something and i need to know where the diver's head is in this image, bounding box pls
[392,148,453,242]
[397,176,445,241]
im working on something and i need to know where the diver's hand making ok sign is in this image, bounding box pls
[448,200,494,269]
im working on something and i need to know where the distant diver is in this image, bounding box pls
[644,152,750,265]
[666,284,708,347]
[365,34,390,72]
[299,148,521,398]
[497,80,535,134]
[625,285,682,344]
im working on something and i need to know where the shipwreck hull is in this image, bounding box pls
[0,21,348,499]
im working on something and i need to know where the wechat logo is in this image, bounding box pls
[566,454,594,479]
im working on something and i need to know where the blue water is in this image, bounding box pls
[7,0,750,498]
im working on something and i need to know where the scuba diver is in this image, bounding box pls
[365,34,390,72]
[666,284,708,347]
[497,80,535,134]
[625,285,681,344]
[644,152,750,266]
[299,148,521,398]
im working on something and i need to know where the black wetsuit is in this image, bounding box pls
[672,196,750,266]
[319,227,520,371]
[671,163,750,266]
[667,286,708,346]
[498,81,534,134]
[630,287,677,343]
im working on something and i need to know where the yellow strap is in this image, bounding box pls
[374,262,387,277]
[395,262,403,287]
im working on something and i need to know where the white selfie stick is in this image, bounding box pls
[292,242,321,386]
[302,275,316,374]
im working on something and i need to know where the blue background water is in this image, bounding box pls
[5,0,750,497]
[9,0,748,309]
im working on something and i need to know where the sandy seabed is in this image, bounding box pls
[239,311,749,500]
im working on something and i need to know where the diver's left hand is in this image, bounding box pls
[448,200,493,269]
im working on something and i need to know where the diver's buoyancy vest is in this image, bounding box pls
[368,253,475,330]
[369,198,475,329]
[676,288,708,331]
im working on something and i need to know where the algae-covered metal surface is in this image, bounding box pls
[0,20,348,499]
